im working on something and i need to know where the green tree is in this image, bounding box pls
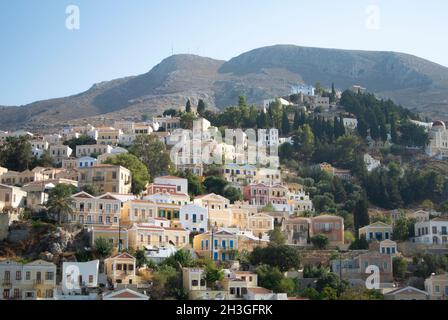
[185,99,192,113]
[353,192,370,234]
[0,136,33,171]
[197,99,206,115]
[268,226,286,245]
[104,153,149,194]
[81,184,101,196]
[250,245,300,272]
[45,184,77,224]
[129,135,173,181]
[281,111,290,135]
[311,234,329,249]
[392,217,412,241]
[94,237,113,259]
[294,124,315,161]
[135,249,148,268]
[393,256,408,280]
[180,112,197,129]
[223,186,243,203]
[204,263,224,288]
[64,135,97,156]
[163,249,194,269]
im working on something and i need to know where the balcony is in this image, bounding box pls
[2,280,12,287]
[92,176,105,182]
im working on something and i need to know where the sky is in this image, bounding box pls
[1,0,448,106]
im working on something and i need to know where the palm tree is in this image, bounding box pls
[45,185,75,224]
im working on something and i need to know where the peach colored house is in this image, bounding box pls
[309,215,344,247]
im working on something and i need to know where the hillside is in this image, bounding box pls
[2,44,448,130]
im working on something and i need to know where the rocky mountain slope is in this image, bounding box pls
[2,44,448,130]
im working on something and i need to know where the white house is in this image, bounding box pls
[154,176,188,195]
[343,118,358,131]
[364,154,381,172]
[414,217,448,245]
[61,260,99,294]
[76,156,97,168]
[358,222,393,242]
[180,204,208,232]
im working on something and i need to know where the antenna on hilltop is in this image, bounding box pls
[171,45,174,56]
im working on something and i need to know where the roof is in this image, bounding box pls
[103,288,149,300]
[432,216,448,222]
[385,286,428,296]
[247,287,273,294]
[155,175,186,180]
[106,252,135,261]
[359,221,393,229]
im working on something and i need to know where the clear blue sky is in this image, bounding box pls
[1,0,447,106]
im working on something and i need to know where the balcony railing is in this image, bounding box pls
[92,176,105,182]
[2,280,12,287]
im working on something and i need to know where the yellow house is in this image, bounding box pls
[104,253,137,285]
[194,194,232,228]
[128,223,190,250]
[425,273,448,300]
[78,164,132,194]
[91,226,129,250]
[359,221,393,242]
[193,230,238,262]
[247,213,274,238]
[0,259,57,300]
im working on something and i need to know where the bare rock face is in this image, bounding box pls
[2,44,448,130]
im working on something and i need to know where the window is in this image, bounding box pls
[16,271,21,281]
[432,226,437,234]
[46,272,54,281]
[89,275,94,284]
[192,280,198,286]
[26,271,30,280]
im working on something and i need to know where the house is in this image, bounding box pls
[153,175,188,195]
[0,184,27,211]
[143,191,190,206]
[104,253,137,286]
[288,191,314,213]
[128,223,189,250]
[0,259,57,300]
[426,121,448,158]
[76,156,97,168]
[78,164,132,194]
[414,217,448,245]
[359,222,393,242]
[96,127,122,145]
[146,245,177,264]
[243,183,270,207]
[309,215,344,247]
[180,204,208,232]
[153,116,181,133]
[22,179,78,212]
[425,273,448,300]
[0,168,48,186]
[49,145,73,165]
[75,142,105,156]
[223,271,258,300]
[364,154,381,172]
[349,85,367,94]
[384,286,428,300]
[379,239,398,256]
[246,213,274,238]
[282,216,309,246]
[194,194,232,228]
[102,288,149,300]
[331,251,393,283]
[69,192,123,225]
[245,287,288,300]
[343,118,358,131]
[319,162,351,180]
[91,226,129,251]
[182,267,227,300]
[61,260,99,294]
[96,146,128,164]
[193,229,238,262]
[121,199,158,224]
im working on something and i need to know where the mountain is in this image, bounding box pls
[2,44,448,130]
